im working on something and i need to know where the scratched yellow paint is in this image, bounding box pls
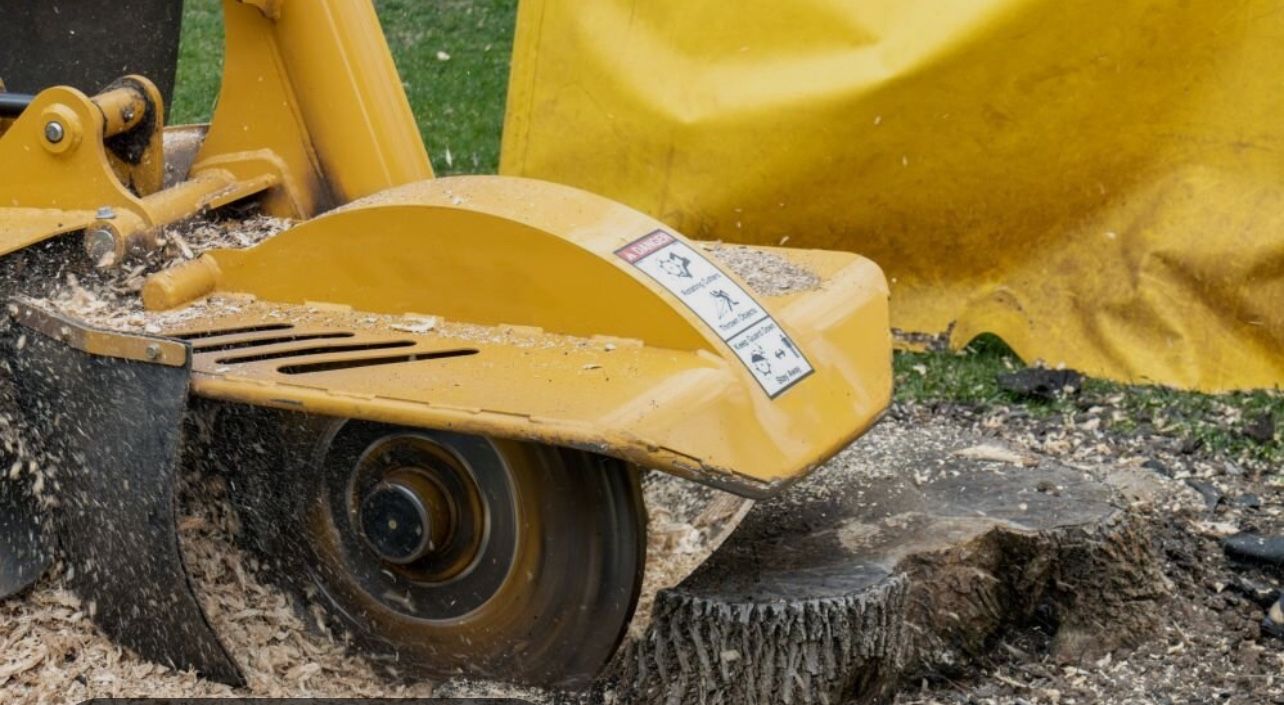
[502,0,1284,391]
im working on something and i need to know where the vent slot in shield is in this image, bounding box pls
[194,332,354,353]
[216,340,416,366]
[174,323,294,340]
[279,349,478,375]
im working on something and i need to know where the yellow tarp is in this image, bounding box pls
[501,0,1284,392]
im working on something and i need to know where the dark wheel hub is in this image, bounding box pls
[358,469,450,564]
[328,431,498,612]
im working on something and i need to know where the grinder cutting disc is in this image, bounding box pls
[221,407,647,688]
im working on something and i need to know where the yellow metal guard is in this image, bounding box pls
[145,177,891,496]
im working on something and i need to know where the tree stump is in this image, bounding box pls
[607,421,1165,704]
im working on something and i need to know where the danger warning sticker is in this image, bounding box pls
[616,230,813,398]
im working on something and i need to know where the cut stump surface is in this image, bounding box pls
[610,420,1165,704]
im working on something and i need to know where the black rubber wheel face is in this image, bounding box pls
[296,420,647,687]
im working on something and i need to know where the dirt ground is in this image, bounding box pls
[889,399,1283,705]
[0,220,1281,704]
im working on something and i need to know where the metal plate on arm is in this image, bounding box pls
[10,303,243,685]
[0,471,50,599]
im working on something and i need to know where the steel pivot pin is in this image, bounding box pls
[43,120,65,143]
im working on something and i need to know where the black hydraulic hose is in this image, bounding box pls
[0,93,35,118]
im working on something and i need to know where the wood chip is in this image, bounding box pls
[952,444,1039,466]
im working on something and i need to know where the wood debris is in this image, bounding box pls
[952,443,1039,467]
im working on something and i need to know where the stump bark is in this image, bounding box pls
[607,422,1165,704]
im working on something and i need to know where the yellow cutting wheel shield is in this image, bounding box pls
[145,177,891,496]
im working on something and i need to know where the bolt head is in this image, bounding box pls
[43,120,64,143]
[145,344,162,361]
[95,206,116,220]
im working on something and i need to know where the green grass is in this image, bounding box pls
[173,1,1282,467]
[171,0,517,175]
[895,336,1283,466]
[170,0,224,127]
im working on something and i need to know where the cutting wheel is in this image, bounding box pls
[224,409,647,687]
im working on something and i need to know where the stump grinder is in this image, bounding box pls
[0,0,891,688]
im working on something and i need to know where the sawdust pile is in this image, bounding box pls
[0,491,439,705]
[707,243,821,295]
[176,473,441,699]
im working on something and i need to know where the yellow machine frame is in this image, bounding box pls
[0,0,891,497]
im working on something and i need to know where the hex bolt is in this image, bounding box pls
[43,120,65,144]
[145,344,162,361]
[95,206,116,220]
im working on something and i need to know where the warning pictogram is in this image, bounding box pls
[616,230,813,397]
